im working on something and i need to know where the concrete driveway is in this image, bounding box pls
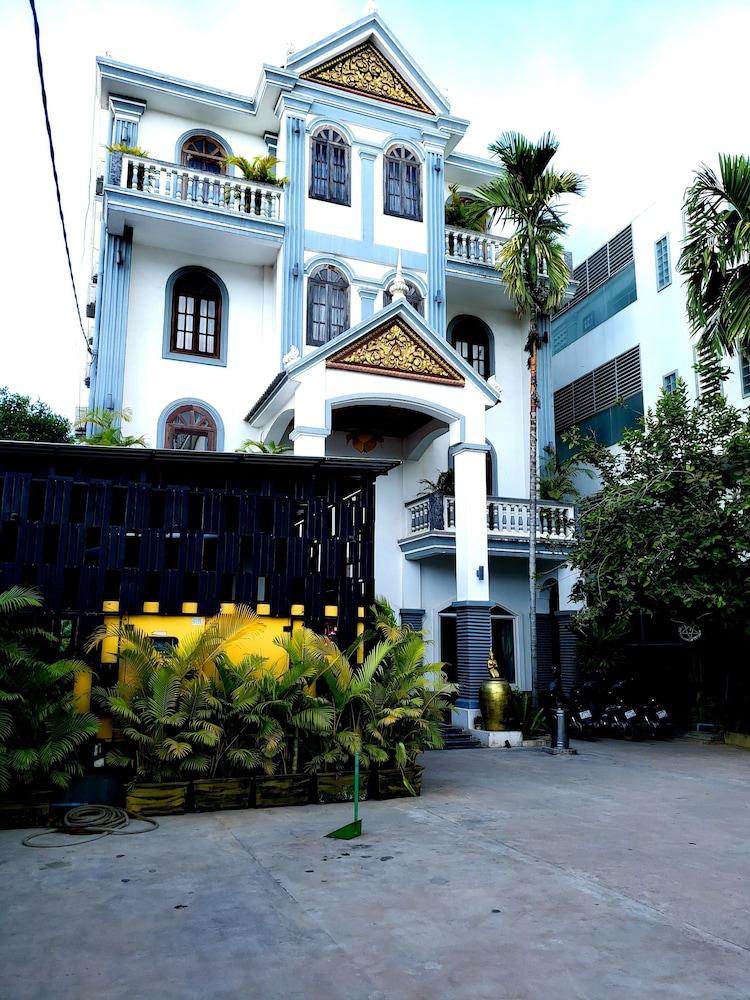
[1,740,748,1000]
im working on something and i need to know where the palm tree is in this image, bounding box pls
[236,439,291,454]
[76,407,147,447]
[470,132,584,690]
[679,154,750,356]
[223,155,289,187]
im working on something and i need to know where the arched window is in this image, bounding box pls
[310,128,350,205]
[383,280,424,315]
[448,316,492,379]
[164,404,217,451]
[181,135,227,174]
[170,270,222,359]
[384,146,421,221]
[307,266,349,346]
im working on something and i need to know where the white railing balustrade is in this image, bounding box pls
[404,493,575,543]
[445,226,505,267]
[117,155,283,221]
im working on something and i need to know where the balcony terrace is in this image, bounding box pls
[103,154,285,265]
[400,492,575,561]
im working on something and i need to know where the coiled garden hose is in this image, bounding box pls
[22,804,158,847]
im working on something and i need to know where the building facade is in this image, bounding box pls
[80,13,576,716]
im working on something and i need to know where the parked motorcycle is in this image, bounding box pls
[568,681,599,739]
[599,679,641,740]
[637,697,674,740]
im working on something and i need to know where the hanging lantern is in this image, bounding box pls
[346,431,383,454]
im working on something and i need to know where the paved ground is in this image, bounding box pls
[1,740,749,1000]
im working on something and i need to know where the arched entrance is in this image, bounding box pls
[439,603,516,691]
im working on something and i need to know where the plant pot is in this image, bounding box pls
[125,781,189,816]
[479,678,512,731]
[253,773,311,808]
[193,777,252,812]
[375,765,424,800]
[0,790,54,829]
[314,770,369,804]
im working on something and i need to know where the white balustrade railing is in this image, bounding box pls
[445,226,505,267]
[116,155,283,221]
[404,493,575,542]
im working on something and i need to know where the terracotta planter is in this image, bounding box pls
[375,765,424,800]
[314,770,369,804]
[125,781,189,816]
[253,774,311,808]
[193,777,252,812]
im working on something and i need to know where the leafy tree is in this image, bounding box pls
[567,376,750,670]
[538,443,588,501]
[469,133,585,684]
[444,184,488,231]
[679,154,750,356]
[0,586,97,794]
[76,407,147,447]
[0,387,72,443]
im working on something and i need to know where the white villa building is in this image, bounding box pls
[84,12,577,717]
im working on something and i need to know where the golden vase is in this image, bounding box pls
[478,678,512,731]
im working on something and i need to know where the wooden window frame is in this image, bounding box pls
[383,146,422,222]
[164,404,217,452]
[170,271,222,360]
[181,135,227,175]
[449,327,490,379]
[309,128,351,206]
[306,266,350,347]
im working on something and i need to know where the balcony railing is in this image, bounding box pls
[111,154,283,222]
[405,493,575,542]
[445,226,505,267]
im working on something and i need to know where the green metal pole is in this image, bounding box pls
[353,751,360,823]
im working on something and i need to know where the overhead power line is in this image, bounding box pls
[28,0,92,357]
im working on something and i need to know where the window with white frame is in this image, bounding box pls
[663,371,678,393]
[306,265,349,346]
[384,146,422,221]
[655,235,671,291]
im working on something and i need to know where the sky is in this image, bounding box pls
[1,0,748,420]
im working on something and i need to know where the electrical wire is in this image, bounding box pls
[28,0,92,357]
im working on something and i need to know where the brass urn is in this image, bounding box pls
[478,650,512,731]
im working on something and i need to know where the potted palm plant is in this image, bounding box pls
[88,606,263,815]
[306,634,394,803]
[366,603,456,799]
[244,629,332,807]
[0,587,98,827]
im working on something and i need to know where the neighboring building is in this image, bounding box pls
[49,12,577,723]
[551,200,750,470]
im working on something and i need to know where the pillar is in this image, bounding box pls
[452,442,492,710]
[400,608,425,632]
[536,313,555,457]
[425,147,446,335]
[89,226,133,414]
[280,110,306,359]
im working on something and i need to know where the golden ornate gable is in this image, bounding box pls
[300,41,432,114]
[326,317,464,386]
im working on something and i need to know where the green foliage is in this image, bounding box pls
[509,689,548,739]
[223,154,289,186]
[0,587,97,795]
[418,469,454,496]
[236,439,292,454]
[470,132,585,342]
[538,444,586,501]
[444,184,488,231]
[679,154,750,356]
[568,376,750,673]
[0,387,72,443]
[75,407,147,447]
[106,144,149,157]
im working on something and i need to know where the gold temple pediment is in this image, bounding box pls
[326,317,465,386]
[300,41,433,114]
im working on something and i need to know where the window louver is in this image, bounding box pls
[554,345,642,433]
[558,225,634,315]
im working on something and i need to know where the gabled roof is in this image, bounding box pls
[285,13,450,118]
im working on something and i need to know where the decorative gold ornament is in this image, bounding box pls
[487,650,500,679]
[479,651,511,731]
[301,41,432,114]
[327,317,464,386]
[347,431,383,454]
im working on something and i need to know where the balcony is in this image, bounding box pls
[400,492,575,561]
[104,154,284,265]
[445,226,506,269]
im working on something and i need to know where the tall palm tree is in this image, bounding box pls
[470,132,584,690]
[679,154,750,356]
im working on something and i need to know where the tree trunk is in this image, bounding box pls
[528,323,539,699]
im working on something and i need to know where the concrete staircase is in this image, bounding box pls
[435,724,483,750]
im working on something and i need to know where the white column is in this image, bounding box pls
[290,427,327,456]
[453,444,490,602]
